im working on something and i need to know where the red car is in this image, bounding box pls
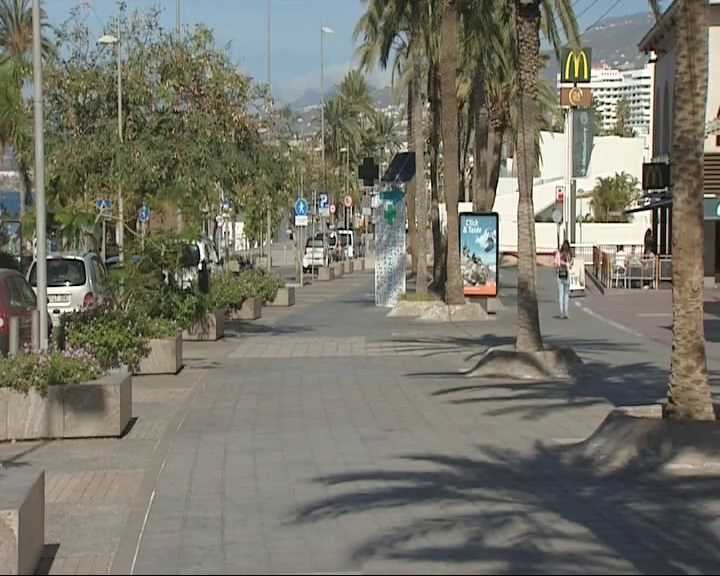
[0,268,52,356]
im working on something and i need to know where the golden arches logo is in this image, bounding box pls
[561,48,591,84]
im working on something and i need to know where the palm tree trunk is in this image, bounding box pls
[486,124,504,205]
[473,65,490,212]
[406,84,418,275]
[514,0,543,351]
[667,0,715,420]
[440,0,464,305]
[411,0,428,294]
[429,61,444,290]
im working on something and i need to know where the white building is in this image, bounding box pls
[440,131,652,253]
[558,65,654,136]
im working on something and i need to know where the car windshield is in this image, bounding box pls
[180,244,201,268]
[338,233,352,247]
[29,258,87,287]
[306,239,323,249]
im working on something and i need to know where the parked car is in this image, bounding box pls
[302,238,326,272]
[0,268,51,355]
[27,252,107,327]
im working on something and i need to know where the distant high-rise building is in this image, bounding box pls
[558,65,654,135]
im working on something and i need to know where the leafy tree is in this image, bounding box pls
[589,172,638,222]
[39,4,263,248]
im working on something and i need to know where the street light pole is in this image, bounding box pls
[176,0,180,37]
[320,24,333,218]
[116,20,124,263]
[266,0,272,269]
[32,0,48,350]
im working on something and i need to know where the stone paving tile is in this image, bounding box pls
[132,269,720,575]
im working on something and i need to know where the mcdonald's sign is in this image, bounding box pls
[560,47,592,84]
[642,162,671,191]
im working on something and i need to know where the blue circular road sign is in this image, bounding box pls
[138,205,150,223]
[295,198,309,216]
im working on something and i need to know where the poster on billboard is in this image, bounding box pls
[459,212,499,297]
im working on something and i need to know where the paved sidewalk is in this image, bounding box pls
[0,269,371,575]
[575,284,720,359]
[127,269,720,575]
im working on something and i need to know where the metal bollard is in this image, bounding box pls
[31,310,40,352]
[9,316,19,356]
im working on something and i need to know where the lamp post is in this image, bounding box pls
[340,146,350,228]
[98,25,123,263]
[32,0,48,350]
[320,24,333,210]
[266,0,272,269]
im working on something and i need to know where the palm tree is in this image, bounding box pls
[439,0,463,304]
[323,93,360,167]
[514,0,578,351]
[339,69,374,118]
[651,0,715,419]
[0,0,54,219]
[354,0,419,277]
[589,173,638,222]
[409,0,429,294]
[0,0,53,69]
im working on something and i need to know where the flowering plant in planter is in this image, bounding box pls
[58,305,150,373]
[238,268,284,303]
[0,348,104,396]
[209,271,248,312]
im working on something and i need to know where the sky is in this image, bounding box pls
[43,0,659,104]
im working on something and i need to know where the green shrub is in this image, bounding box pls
[0,349,104,396]
[172,288,210,330]
[209,271,247,312]
[142,317,180,339]
[58,305,150,373]
[238,268,284,302]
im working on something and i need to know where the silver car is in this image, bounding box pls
[27,252,107,326]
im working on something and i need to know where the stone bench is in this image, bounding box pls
[318,267,334,281]
[0,467,45,575]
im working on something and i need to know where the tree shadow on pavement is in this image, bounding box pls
[426,360,670,421]
[289,444,720,574]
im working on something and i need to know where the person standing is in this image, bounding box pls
[555,240,574,319]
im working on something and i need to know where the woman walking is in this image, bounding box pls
[555,240,574,319]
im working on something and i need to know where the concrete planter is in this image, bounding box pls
[0,370,132,441]
[332,263,344,278]
[318,267,334,281]
[231,296,262,320]
[343,260,354,274]
[356,258,365,271]
[0,468,45,575]
[137,334,183,375]
[183,310,225,341]
[267,287,295,307]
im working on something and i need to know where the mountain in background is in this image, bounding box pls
[542,12,654,82]
[289,12,654,109]
[291,83,402,110]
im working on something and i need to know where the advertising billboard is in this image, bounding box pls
[459,212,498,297]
